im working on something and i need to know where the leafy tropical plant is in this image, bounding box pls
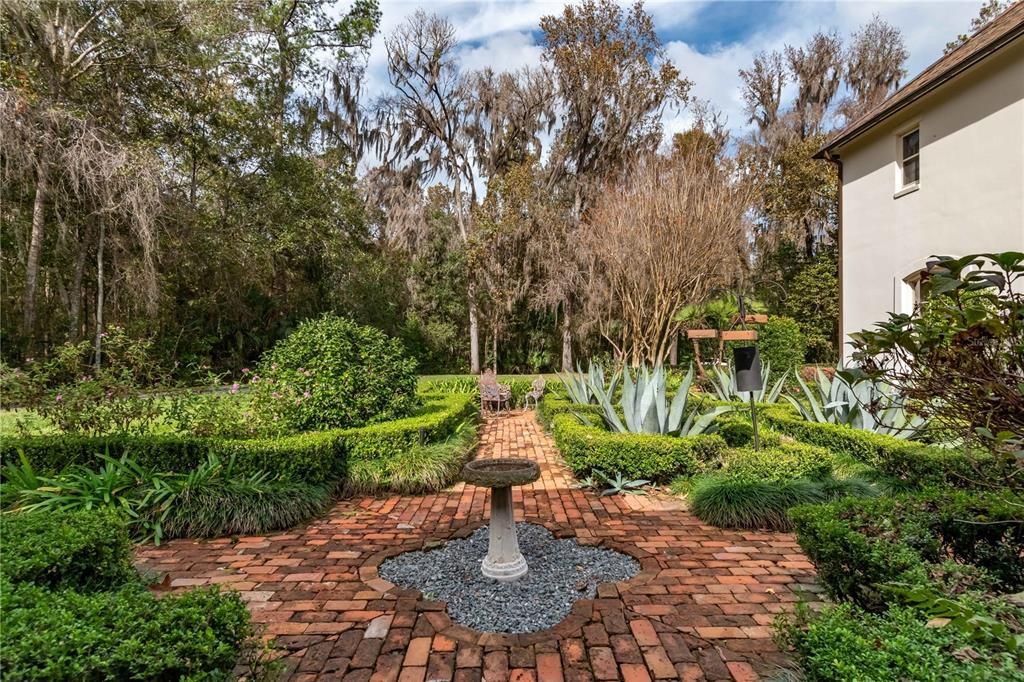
[708,361,786,403]
[598,364,733,436]
[850,252,1024,453]
[559,362,620,405]
[785,367,929,439]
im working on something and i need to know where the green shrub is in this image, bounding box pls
[339,392,478,461]
[716,442,835,481]
[550,414,725,482]
[760,405,1011,489]
[537,397,605,428]
[780,602,1022,682]
[346,421,479,495]
[1,582,252,680]
[0,510,135,591]
[789,491,1024,611]
[758,316,805,374]
[1,393,478,485]
[251,314,418,432]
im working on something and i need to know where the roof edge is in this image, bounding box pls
[817,14,1024,158]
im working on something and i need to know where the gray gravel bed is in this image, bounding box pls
[379,523,639,633]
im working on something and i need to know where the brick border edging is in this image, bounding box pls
[359,519,661,647]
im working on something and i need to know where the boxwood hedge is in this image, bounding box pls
[1,393,477,484]
[1,510,135,591]
[1,509,254,680]
[789,490,1024,612]
[549,413,726,482]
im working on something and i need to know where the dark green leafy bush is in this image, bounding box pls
[780,602,1023,681]
[550,413,725,482]
[758,316,805,374]
[715,442,835,481]
[1,582,252,681]
[251,314,418,432]
[790,491,1024,611]
[0,510,135,591]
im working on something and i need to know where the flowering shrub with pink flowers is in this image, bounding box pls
[6,328,166,436]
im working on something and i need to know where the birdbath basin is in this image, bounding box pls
[462,458,540,582]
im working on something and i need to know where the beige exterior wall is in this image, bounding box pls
[836,39,1024,361]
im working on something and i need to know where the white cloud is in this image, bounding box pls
[358,0,983,149]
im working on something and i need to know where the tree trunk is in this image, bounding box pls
[561,301,573,371]
[492,328,498,372]
[469,295,481,373]
[94,223,105,371]
[23,162,49,338]
[70,240,87,338]
[670,332,679,366]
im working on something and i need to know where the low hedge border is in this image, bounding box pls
[2,393,478,484]
[1,509,136,591]
[752,405,1015,490]
[789,490,1024,612]
[549,413,726,482]
[1,509,254,679]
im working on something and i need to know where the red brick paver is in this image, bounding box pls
[136,411,821,680]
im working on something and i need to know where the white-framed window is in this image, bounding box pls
[899,128,920,188]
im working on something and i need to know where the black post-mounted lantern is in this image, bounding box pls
[732,345,763,450]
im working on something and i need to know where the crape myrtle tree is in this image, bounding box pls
[580,146,749,366]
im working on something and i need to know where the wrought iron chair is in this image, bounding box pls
[479,369,512,414]
[524,376,546,409]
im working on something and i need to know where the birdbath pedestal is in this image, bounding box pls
[461,458,541,582]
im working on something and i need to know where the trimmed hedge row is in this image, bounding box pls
[1,393,478,484]
[549,413,726,482]
[1,510,136,591]
[755,405,1015,490]
[537,397,605,428]
[715,441,836,481]
[1,510,253,679]
[790,490,1024,612]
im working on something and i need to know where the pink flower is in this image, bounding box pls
[230,383,240,394]
[272,391,281,399]
[242,368,250,374]
[303,391,311,399]
[55,394,63,402]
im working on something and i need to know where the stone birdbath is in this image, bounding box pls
[461,458,541,582]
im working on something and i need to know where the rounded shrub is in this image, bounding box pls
[251,314,418,432]
[758,316,806,374]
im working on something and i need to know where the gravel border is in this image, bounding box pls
[379,523,639,633]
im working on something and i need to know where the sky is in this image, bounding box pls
[357,0,983,143]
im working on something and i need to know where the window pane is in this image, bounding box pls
[903,156,919,185]
[902,130,919,158]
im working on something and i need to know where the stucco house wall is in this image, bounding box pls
[835,38,1024,360]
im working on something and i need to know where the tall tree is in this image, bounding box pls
[539,0,690,369]
[840,15,908,122]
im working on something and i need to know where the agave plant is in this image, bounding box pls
[599,364,734,436]
[708,361,786,403]
[559,362,620,405]
[785,367,929,439]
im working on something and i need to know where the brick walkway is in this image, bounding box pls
[136,411,821,681]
